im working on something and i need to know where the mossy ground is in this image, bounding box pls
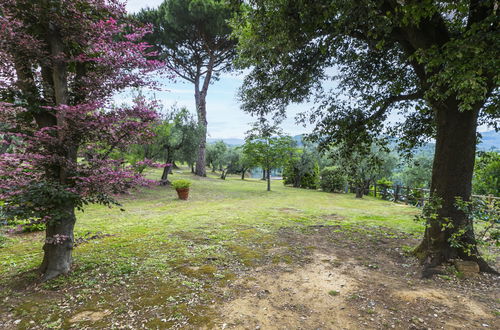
[0,167,426,328]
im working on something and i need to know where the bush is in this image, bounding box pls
[283,159,320,189]
[301,162,320,189]
[320,166,347,192]
[376,178,393,187]
[171,179,192,189]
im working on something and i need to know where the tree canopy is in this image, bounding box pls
[242,120,294,191]
[0,0,161,280]
[135,0,240,176]
[232,0,499,274]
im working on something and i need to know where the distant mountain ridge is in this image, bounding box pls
[208,130,499,151]
[208,135,304,146]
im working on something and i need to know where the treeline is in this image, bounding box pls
[120,107,499,198]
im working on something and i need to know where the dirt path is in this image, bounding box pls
[216,226,500,329]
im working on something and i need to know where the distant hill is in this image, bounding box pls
[208,134,303,146]
[208,131,499,151]
[207,138,244,146]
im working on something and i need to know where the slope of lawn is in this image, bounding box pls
[0,168,423,328]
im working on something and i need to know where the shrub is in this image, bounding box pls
[320,166,347,192]
[301,162,320,189]
[283,159,320,189]
[171,179,192,189]
[376,178,393,187]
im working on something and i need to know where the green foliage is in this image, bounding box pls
[171,179,192,189]
[242,120,294,190]
[13,219,46,233]
[319,166,347,193]
[233,0,498,151]
[416,195,499,255]
[206,141,228,172]
[376,178,393,187]
[283,145,320,189]
[455,197,499,247]
[126,105,201,169]
[0,181,119,226]
[473,151,500,196]
[136,0,237,74]
[395,154,433,188]
[407,188,426,206]
[326,142,397,197]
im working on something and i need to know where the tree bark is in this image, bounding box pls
[38,24,78,281]
[267,167,271,191]
[355,186,363,198]
[194,56,215,177]
[160,154,173,185]
[160,165,171,185]
[262,169,266,180]
[39,205,76,281]
[415,101,497,276]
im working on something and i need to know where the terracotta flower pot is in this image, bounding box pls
[176,188,189,200]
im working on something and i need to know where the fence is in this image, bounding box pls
[355,183,499,207]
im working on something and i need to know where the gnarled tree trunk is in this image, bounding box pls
[160,164,172,185]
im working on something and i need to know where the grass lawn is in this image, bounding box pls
[0,167,443,328]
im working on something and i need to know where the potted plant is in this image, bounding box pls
[172,179,192,200]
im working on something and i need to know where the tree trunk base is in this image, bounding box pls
[414,241,498,278]
[39,208,76,282]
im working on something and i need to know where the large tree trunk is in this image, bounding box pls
[38,25,78,281]
[415,102,496,276]
[39,205,76,281]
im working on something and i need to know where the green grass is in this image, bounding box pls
[0,168,422,327]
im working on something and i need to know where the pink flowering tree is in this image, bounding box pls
[0,0,165,280]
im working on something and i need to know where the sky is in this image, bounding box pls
[121,0,315,139]
[122,0,493,139]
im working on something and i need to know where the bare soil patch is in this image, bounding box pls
[217,226,500,329]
